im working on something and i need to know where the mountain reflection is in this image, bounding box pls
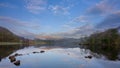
[0,44,120,62]
[0,44,120,68]
[0,45,28,61]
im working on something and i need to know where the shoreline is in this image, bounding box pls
[0,42,23,45]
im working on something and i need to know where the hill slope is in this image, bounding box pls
[82,27,120,45]
[0,26,20,42]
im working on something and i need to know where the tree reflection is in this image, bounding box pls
[80,44,120,61]
[0,45,26,60]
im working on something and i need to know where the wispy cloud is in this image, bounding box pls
[86,0,120,30]
[0,3,16,8]
[25,0,47,14]
[0,16,41,39]
[53,23,95,39]
[49,5,70,15]
[0,16,26,26]
[15,30,36,39]
[86,0,119,16]
[72,16,90,23]
[37,23,94,39]
[62,15,92,31]
[0,16,40,29]
[97,11,120,29]
[48,0,76,15]
[60,14,94,39]
[35,33,62,40]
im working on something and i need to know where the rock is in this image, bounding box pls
[40,50,45,53]
[14,60,20,66]
[67,53,70,55]
[85,55,92,59]
[88,56,92,59]
[10,58,16,62]
[14,53,22,56]
[9,55,15,59]
[9,56,16,62]
[33,52,39,54]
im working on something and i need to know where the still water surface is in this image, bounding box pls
[0,45,120,68]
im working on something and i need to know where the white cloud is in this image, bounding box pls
[49,5,70,15]
[73,16,90,23]
[48,0,77,15]
[25,0,46,14]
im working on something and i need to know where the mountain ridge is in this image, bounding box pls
[0,26,20,42]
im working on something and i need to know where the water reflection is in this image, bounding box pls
[0,56,1,62]
[0,45,28,60]
[80,45,120,61]
[0,45,18,60]
[0,45,120,68]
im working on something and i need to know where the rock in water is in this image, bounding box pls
[88,56,92,59]
[9,55,16,62]
[33,52,39,54]
[14,60,20,66]
[9,55,15,59]
[40,50,45,53]
[85,55,92,59]
[14,53,22,56]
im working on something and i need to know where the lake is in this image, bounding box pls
[0,44,120,68]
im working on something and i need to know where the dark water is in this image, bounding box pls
[0,44,120,68]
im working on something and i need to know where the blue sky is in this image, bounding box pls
[0,0,120,39]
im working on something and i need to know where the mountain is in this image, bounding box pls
[81,27,120,45]
[0,26,20,42]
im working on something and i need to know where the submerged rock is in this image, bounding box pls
[9,53,22,62]
[14,53,22,56]
[33,52,39,54]
[40,50,45,53]
[85,55,92,59]
[67,53,70,55]
[14,60,20,66]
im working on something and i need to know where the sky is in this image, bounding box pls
[0,0,120,39]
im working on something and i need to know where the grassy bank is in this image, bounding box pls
[0,42,23,45]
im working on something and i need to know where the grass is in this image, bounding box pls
[0,42,22,45]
